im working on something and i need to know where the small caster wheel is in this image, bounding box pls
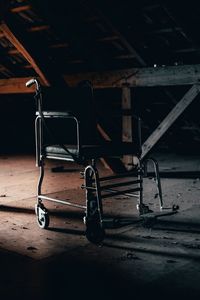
[85,220,105,244]
[172,204,179,212]
[137,203,153,215]
[35,204,50,229]
[37,212,49,229]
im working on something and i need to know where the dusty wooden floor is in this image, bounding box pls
[1,153,200,299]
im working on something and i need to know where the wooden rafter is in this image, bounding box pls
[49,43,69,49]
[97,35,119,42]
[8,48,19,55]
[0,22,50,86]
[27,25,50,32]
[11,5,31,13]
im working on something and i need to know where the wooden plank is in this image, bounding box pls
[122,87,133,169]
[11,5,31,13]
[8,49,19,55]
[97,124,111,141]
[28,25,50,32]
[0,22,50,87]
[149,27,181,34]
[0,77,35,94]
[174,48,200,53]
[97,35,119,42]
[97,124,112,169]
[23,64,33,69]
[97,124,127,173]
[122,87,132,141]
[64,64,200,88]
[64,69,133,88]
[49,43,69,49]
[141,84,200,159]
[114,54,136,59]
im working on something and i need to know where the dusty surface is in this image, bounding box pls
[0,153,200,299]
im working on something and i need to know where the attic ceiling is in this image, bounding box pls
[0,0,200,80]
[0,0,200,155]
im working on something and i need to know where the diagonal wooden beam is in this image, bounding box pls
[11,5,32,13]
[97,124,126,173]
[0,22,50,86]
[141,84,200,159]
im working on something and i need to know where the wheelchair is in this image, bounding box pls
[26,78,176,244]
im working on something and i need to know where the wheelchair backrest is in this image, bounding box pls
[41,84,98,145]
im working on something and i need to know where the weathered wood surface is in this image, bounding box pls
[122,87,133,168]
[141,84,200,159]
[0,77,35,94]
[1,63,200,94]
[0,23,50,86]
[64,64,200,88]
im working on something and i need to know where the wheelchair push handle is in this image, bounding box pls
[26,78,41,91]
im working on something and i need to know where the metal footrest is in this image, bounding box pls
[38,195,86,209]
[102,187,142,199]
[98,170,142,182]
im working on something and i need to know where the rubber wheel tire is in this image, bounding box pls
[86,221,105,244]
[37,212,50,229]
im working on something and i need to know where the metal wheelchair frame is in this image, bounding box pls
[26,78,178,244]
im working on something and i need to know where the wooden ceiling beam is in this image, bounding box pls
[148,27,182,34]
[2,63,200,94]
[0,77,36,94]
[27,25,50,32]
[49,43,69,49]
[114,54,135,59]
[64,64,200,88]
[0,22,50,86]
[11,5,32,13]
[8,48,19,55]
[174,47,200,53]
[23,64,33,69]
[97,35,119,42]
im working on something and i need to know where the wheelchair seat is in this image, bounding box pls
[45,141,141,160]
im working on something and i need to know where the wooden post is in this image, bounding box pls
[141,84,200,159]
[122,86,133,169]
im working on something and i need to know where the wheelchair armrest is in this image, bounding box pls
[36,111,74,118]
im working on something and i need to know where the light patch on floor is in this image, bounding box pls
[1,154,200,299]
